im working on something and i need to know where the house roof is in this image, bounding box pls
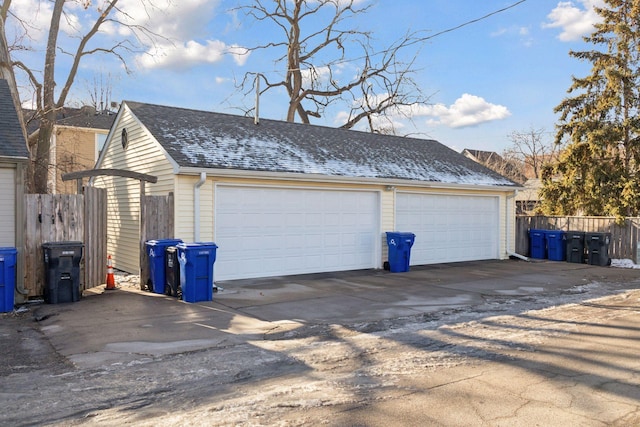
[24,106,116,135]
[0,79,29,159]
[463,149,498,163]
[462,148,527,184]
[125,101,519,187]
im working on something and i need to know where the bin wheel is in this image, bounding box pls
[383,261,390,271]
[144,279,152,292]
[164,284,173,297]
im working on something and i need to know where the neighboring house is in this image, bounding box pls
[93,101,521,281]
[462,149,527,184]
[24,106,116,194]
[515,178,543,214]
[0,79,30,299]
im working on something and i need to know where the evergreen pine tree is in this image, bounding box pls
[542,0,640,216]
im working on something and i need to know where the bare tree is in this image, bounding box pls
[504,127,558,180]
[4,0,167,193]
[86,72,117,113]
[236,0,430,133]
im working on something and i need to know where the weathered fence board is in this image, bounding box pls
[24,189,107,297]
[84,187,107,290]
[139,193,175,291]
[516,216,640,261]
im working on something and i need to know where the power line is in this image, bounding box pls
[246,0,530,79]
[421,0,529,42]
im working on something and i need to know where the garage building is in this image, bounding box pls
[93,101,520,281]
[0,79,29,301]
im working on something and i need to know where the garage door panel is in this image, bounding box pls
[215,186,379,281]
[0,169,15,247]
[397,193,499,265]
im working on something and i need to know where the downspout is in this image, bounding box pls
[194,172,206,241]
[506,191,529,261]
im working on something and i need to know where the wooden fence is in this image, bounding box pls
[516,216,640,261]
[139,193,175,291]
[24,188,107,297]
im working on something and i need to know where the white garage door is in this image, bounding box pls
[396,193,499,265]
[0,168,15,247]
[215,186,380,281]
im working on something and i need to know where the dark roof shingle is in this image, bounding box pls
[0,79,29,159]
[126,101,518,187]
[24,106,116,135]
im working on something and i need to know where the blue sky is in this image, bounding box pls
[7,0,603,154]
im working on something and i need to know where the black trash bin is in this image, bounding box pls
[42,241,83,304]
[585,232,611,266]
[565,231,585,264]
[165,246,181,298]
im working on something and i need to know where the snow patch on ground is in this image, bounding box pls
[611,259,640,269]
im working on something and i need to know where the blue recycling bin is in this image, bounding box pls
[177,242,218,303]
[386,232,415,273]
[545,230,566,261]
[145,239,183,294]
[529,229,547,259]
[0,248,17,313]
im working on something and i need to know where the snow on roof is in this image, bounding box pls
[125,101,518,187]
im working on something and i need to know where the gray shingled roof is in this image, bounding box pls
[126,101,518,187]
[0,79,29,159]
[23,106,115,135]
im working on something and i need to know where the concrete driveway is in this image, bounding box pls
[4,258,640,426]
[30,259,640,369]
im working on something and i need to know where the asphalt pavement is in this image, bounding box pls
[27,259,640,369]
[3,258,640,426]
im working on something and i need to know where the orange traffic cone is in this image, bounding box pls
[105,255,116,290]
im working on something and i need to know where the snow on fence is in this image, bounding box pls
[515,216,640,261]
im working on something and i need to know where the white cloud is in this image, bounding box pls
[7,0,84,42]
[119,0,248,71]
[227,45,251,66]
[301,66,331,88]
[332,93,509,132]
[421,94,511,128]
[116,0,218,41]
[137,40,227,70]
[543,0,604,41]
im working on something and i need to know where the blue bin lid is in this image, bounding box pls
[176,242,218,249]
[146,238,183,246]
[529,229,546,234]
[386,231,415,237]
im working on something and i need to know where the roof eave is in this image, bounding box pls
[0,154,29,162]
[177,167,522,192]
[55,124,110,132]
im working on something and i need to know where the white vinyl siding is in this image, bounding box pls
[174,176,214,243]
[93,106,176,273]
[214,185,380,281]
[396,193,500,265]
[0,168,15,246]
[380,189,396,263]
